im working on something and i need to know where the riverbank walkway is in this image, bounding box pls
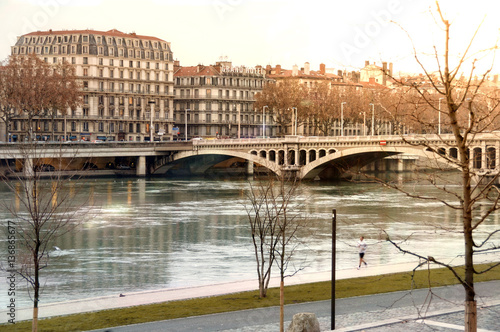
[1,253,498,331]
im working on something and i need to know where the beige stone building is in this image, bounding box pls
[8,29,175,142]
[174,61,273,139]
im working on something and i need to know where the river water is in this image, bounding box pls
[1,174,499,308]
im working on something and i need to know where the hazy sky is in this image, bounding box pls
[0,0,498,75]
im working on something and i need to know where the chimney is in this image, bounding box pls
[337,70,342,77]
[266,65,272,74]
[292,64,298,76]
[382,62,387,86]
[304,62,310,75]
[174,60,181,72]
[389,62,393,77]
[320,63,326,75]
[365,60,370,67]
[275,64,281,74]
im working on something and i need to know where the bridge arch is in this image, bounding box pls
[298,145,451,180]
[170,150,283,176]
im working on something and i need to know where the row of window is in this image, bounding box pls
[176,76,264,88]
[21,34,167,50]
[10,120,163,134]
[178,89,254,99]
[14,45,170,61]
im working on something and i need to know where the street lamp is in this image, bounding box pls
[237,104,241,139]
[341,102,346,136]
[331,208,337,330]
[360,112,366,136]
[291,107,298,135]
[438,98,444,135]
[263,105,268,138]
[369,103,375,136]
[185,108,190,141]
[148,100,155,142]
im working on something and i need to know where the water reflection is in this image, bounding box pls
[0,176,498,308]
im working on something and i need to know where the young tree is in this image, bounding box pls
[1,142,93,332]
[377,3,500,331]
[245,171,308,332]
[0,53,84,332]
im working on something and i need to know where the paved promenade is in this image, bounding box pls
[1,260,422,323]
[1,253,498,331]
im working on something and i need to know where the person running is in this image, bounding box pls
[357,236,368,269]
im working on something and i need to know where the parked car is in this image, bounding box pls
[36,164,55,172]
[83,162,98,170]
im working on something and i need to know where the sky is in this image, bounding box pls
[0,0,499,76]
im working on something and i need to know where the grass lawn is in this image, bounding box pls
[2,263,499,332]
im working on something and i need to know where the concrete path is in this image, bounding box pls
[1,252,497,330]
[0,260,422,323]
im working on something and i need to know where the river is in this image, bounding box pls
[1,173,499,308]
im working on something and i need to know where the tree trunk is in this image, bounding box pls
[280,280,284,332]
[465,300,477,332]
[32,306,38,332]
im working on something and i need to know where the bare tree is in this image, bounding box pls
[0,53,81,142]
[1,141,94,332]
[372,3,500,331]
[0,53,85,332]
[245,172,308,332]
[254,79,308,136]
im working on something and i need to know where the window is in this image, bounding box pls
[83,57,88,64]
[83,35,88,42]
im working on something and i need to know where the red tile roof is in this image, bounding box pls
[175,65,221,76]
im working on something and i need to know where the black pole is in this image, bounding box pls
[331,208,336,330]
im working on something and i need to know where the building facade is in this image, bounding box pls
[174,61,274,139]
[9,29,175,142]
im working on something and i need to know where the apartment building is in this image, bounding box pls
[9,29,175,142]
[173,61,274,139]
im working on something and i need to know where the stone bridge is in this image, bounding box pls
[2,133,500,179]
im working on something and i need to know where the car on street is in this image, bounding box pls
[36,164,55,172]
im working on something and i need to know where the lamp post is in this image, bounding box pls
[341,102,346,136]
[291,107,297,135]
[369,103,375,136]
[148,100,155,142]
[331,208,337,330]
[438,98,443,135]
[185,108,190,141]
[360,112,366,136]
[238,104,241,139]
[263,105,268,138]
